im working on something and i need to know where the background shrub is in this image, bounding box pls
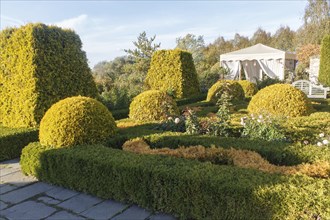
[129,90,179,122]
[39,96,116,148]
[237,80,258,97]
[206,80,244,103]
[145,49,200,98]
[247,84,313,117]
[318,35,330,86]
[0,23,98,128]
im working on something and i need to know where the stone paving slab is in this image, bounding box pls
[0,167,20,177]
[0,159,20,169]
[112,205,152,220]
[0,201,56,220]
[0,201,8,211]
[37,196,62,205]
[46,211,85,220]
[57,193,103,213]
[45,186,79,201]
[0,184,17,195]
[81,199,128,219]
[0,171,37,187]
[1,182,53,204]
[149,213,178,220]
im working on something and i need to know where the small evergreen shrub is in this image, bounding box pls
[247,84,313,117]
[129,90,179,122]
[206,80,244,103]
[318,35,330,86]
[145,49,200,98]
[0,23,98,128]
[39,96,116,148]
[237,80,258,97]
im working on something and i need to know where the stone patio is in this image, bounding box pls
[0,159,176,220]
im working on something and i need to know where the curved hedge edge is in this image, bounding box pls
[21,142,330,219]
[0,127,38,162]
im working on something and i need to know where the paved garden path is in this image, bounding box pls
[0,159,176,220]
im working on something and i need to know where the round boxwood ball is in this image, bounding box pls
[247,84,313,117]
[129,90,179,121]
[39,96,117,147]
[237,80,258,97]
[206,80,244,103]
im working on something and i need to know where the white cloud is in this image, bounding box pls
[54,14,88,30]
[0,15,24,29]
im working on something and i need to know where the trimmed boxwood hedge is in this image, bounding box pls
[0,23,98,128]
[0,126,38,161]
[145,49,200,99]
[21,142,330,219]
[318,35,330,87]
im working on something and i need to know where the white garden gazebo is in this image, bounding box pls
[220,44,297,82]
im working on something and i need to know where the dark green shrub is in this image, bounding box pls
[255,77,283,90]
[21,142,330,219]
[39,96,117,148]
[0,126,38,161]
[145,49,200,98]
[129,90,179,121]
[318,35,330,86]
[0,23,98,128]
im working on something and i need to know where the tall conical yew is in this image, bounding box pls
[318,35,330,86]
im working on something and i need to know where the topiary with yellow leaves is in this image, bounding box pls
[206,80,244,103]
[39,96,116,148]
[237,80,258,97]
[145,49,200,98]
[0,23,98,128]
[247,84,313,117]
[129,90,179,121]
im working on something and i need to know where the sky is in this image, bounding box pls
[1,0,307,68]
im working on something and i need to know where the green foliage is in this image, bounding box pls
[145,49,200,98]
[129,90,179,122]
[255,77,284,90]
[319,35,330,86]
[0,126,38,161]
[21,143,330,219]
[184,108,201,135]
[241,114,286,142]
[237,80,258,97]
[0,23,98,128]
[248,84,313,117]
[206,80,244,103]
[39,96,117,148]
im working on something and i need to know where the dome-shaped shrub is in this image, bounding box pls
[206,80,244,103]
[247,84,313,117]
[129,90,179,121]
[39,96,117,148]
[237,80,258,97]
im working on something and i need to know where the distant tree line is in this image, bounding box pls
[93,0,330,110]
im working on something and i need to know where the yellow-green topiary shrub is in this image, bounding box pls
[0,23,98,128]
[129,90,179,121]
[39,96,116,148]
[247,84,313,117]
[145,49,200,98]
[206,80,244,103]
[237,80,258,97]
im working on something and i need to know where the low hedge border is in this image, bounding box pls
[21,142,330,219]
[0,126,38,161]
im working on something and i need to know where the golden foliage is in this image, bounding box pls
[237,80,258,97]
[206,80,244,103]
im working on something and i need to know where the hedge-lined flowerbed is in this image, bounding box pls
[21,142,330,219]
[0,126,38,161]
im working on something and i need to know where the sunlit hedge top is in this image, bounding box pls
[0,23,98,128]
[145,49,200,99]
[247,84,313,117]
[39,96,116,148]
[206,80,245,103]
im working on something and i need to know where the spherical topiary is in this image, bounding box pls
[129,90,179,121]
[206,80,244,103]
[247,84,313,117]
[237,80,258,97]
[39,96,117,148]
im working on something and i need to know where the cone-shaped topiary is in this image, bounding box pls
[318,35,330,87]
[0,23,98,128]
[145,49,200,98]
[206,80,244,103]
[39,96,116,148]
[129,90,179,121]
[237,80,258,98]
[247,84,313,117]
